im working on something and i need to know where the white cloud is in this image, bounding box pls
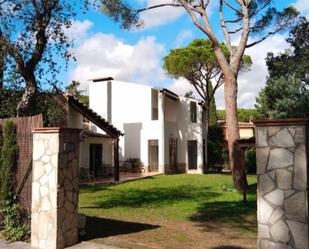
[64,20,93,43]
[294,0,309,17]
[139,0,185,29]
[214,34,289,109]
[69,33,166,91]
[138,0,217,29]
[169,77,196,96]
[175,29,194,47]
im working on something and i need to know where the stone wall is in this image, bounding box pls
[255,119,309,249]
[31,128,81,249]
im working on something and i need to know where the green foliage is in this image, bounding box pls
[65,81,89,104]
[163,39,229,79]
[0,202,30,242]
[216,109,259,122]
[207,125,225,168]
[42,96,67,127]
[101,0,142,30]
[0,121,18,207]
[256,76,309,118]
[245,147,256,174]
[0,90,66,127]
[0,90,22,118]
[208,83,218,126]
[79,95,89,106]
[266,18,309,85]
[0,121,29,242]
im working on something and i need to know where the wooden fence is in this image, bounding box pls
[0,114,43,216]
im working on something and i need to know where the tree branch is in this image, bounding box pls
[223,0,243,16]
[220,0,232,52]
[246,31,275,48]
[135,3,182,13]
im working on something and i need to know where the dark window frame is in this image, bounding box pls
[190,101,197,123]
[151,89,159,120]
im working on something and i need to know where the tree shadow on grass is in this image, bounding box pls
[82,185,220,209]
[190,183,257,234]
[82,216,160,241]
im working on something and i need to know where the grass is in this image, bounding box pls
[79,174,257,249]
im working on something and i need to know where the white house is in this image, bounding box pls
[89,78,206,174]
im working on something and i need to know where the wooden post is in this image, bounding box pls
[240,148,247,203]
[114,137,120,182]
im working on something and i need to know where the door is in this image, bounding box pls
[148,140,159,172]
[188,140,197,170]
[89,144,103,177]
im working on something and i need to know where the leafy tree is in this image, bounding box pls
[208,83,218,127]
[256,76,309,118]
[266,18,309,85]
[0,1,85,115]
[0,89,66,127]
[163,39,231,172]
[257,19,309,119]
[101,0,299,191]
[217,109,259,122]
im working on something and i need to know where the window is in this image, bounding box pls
[151,89,159,120]
[190,101,197,123]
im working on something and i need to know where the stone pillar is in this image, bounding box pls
[31,128,81,249]
[254,119,309,249]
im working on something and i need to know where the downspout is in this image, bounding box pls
[161,92,165,174]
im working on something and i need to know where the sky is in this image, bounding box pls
[61,0,309,109]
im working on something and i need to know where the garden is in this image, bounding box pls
[79,174,257,249]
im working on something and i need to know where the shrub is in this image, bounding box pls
[207,125,225,169]
[125,158,144,173]
[0,121,29,242]
[0,202,30,242]
[245,147,256,174]
[0,121,18,207]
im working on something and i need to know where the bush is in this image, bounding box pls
[0,121,18,207]
[125,158,144,173]
[207,125,225,169]
[0,202,30,242]
[245,147,256,174]
[0,121,29,242]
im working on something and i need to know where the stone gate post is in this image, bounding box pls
[31,128,81,249]
[254,119,309,249]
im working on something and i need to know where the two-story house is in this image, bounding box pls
[89,78,206,174]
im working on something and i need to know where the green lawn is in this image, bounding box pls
[79,174,257,249]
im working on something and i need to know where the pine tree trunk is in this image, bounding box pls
[223,72,244,191]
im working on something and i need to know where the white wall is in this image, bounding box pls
[67,106,83,129]
[89,80,205,174]
[176,97,204,173]
[89,80,164,171]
